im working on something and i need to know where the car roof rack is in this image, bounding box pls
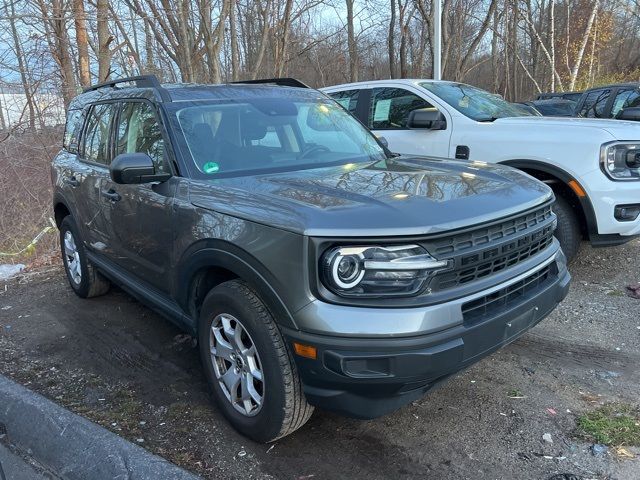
[231,78,310,89]
[83,75,172,102]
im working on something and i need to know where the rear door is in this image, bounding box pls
[74,102,117,250]
[99,100,177,292]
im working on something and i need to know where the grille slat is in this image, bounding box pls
[423,204,555,293]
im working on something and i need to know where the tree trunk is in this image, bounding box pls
[73,0,91,86]
[346,0,358,82]
[568,0,599,90]
[229,0,240,81]
[5,0,36,128]
[388,0,396,78]
[97,0,112,81]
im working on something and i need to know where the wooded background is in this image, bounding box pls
[1,0,640,129]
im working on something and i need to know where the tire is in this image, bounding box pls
[198,279,313,442]
[551,194,582,263]
[59,216,110,298]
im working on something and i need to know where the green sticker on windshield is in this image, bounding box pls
[203,162,220,174]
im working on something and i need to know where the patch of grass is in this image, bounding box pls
[577,403,640,446]
[508,388,524,397]
[606,290,625,297]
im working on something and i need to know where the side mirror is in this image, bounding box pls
[616,107,640,121]
[407,108,447,130]
[376,135,389,148]
[110,153,171,184]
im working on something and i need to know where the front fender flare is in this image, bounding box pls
[175,240,298,332]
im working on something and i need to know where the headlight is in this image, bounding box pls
[321,244,450,298]
[600,142,640,181]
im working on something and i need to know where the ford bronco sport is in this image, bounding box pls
[52,75,570,442]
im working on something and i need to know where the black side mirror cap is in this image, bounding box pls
[407,108,447,130]
[616,107,640,122]
[110,153,171,184]
[376,135,389,148]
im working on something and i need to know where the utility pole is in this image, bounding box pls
[433,0,442,80]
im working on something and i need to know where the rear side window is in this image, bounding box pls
[63,109,83,153]
[577,89,611,118]
[328,90,360,114]
[81,103,115,165]
[368,87,432,129]
[611,89,640,117]
[115,102,168,173]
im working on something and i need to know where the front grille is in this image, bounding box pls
[424,203,555,292]
[461,264,555,323]
[428,204,554,256]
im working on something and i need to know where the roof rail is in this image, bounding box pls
[83,75,171,102]
[231,78,310,89]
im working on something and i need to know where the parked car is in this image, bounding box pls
[520,99,577,117]
[322,80,640,261]
[53,75,570,442]
[574,83,640,121]
[536,91,583,102]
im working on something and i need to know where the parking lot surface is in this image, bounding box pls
[1,240,639,479]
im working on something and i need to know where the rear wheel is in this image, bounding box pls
[551,194,582,263]
[59,216,110,298]
[199,279,313,442]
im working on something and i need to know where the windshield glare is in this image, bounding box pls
[420,82,535,121]
[172,98,386,178]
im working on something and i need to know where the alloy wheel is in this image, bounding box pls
[209,313,265,416]
[63,230,82,285]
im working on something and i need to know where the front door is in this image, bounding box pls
[367,87,452,158]
[100,100,176,292]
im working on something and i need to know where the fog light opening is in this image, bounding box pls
[614,204,640,222]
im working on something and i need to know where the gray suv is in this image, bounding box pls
[52,75,570,442]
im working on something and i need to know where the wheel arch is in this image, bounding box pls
[53,192,73,228]
[500,159,598,239]
[176,239,297,334]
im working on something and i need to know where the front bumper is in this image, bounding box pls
[283,249,570,419]
[581,169,640,238]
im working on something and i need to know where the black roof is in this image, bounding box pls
[72,75,313,109]
[583,82,640,92]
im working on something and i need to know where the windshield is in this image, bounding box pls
[169,96,386,178]
[419,82,534,121]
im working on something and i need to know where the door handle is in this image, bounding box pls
[63,176,79,187]
[101,189,121,202]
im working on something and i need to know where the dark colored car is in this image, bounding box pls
[521,99,577,117]
[536,91,583,102]
[574,83,640,121]
[52,75,570,442]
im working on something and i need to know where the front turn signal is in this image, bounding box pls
[293,342,317,360]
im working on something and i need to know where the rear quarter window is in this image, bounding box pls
[63,109,84,153]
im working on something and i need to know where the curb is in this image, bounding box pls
[0,375,201,480]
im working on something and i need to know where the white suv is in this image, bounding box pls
[322,79,640,261]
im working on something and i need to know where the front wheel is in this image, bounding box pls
[198,280,313,442]
[551,195,582,264]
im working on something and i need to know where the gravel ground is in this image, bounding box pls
[0,240,639,480]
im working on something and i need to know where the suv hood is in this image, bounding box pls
[189,157,553,236]
[494,116,640,140]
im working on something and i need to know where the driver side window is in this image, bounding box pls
[115,102,168,173]
[368,88,432,130]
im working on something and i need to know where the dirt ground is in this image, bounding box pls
[1,240,639,480]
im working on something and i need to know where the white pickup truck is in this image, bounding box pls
[322,79,640,261]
